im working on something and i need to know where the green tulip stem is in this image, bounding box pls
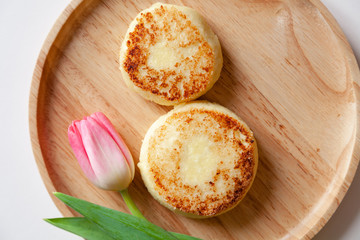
[119,189,146,220]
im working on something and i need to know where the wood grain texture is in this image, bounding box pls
[29,0,360,239]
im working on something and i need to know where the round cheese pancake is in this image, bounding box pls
[139,101,258,217]
[119,3,223,105]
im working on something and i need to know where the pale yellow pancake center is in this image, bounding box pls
[179,135,217,185]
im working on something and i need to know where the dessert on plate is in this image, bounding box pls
[138,101,258,217]
[119,3,223,105]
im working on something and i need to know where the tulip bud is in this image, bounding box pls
[68,112,135,191]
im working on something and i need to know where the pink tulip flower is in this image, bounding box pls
[68,112,135,191]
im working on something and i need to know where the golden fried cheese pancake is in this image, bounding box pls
[119,3,223,105]
[138,101,258,217]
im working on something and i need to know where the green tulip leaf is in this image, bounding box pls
[45,216,202,240]
[54,192,178,240]
[44,217,115,240]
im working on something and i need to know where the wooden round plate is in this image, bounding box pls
[29,0,360,239]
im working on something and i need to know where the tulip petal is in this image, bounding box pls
[68,121,96,181]
[91,112,135,179]
[80,117,132,191]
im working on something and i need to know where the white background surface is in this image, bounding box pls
[0,0,359,239]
